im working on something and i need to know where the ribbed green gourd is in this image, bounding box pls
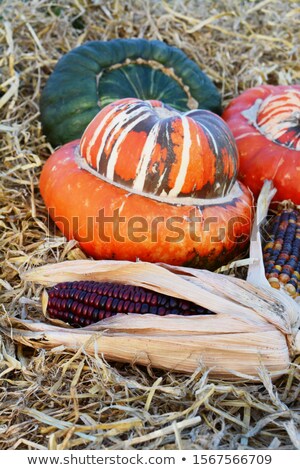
[40,38,222,147]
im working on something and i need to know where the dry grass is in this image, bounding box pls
[0,0,300,450]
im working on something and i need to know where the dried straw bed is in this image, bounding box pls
[0,0,300,451]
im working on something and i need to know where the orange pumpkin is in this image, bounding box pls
[40,98,253,269]
[223,85,300,203]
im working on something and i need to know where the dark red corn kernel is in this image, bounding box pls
[77,304,84,315]
[89,293,97,305]
[70,301,79,313]
[107,286,114,297]
[63,289,70,299]
[56,290,60,298]
[125,289,132,301]
[93,295,102,308]
[157,307,169,317]
[158,307,166,315]
[73,289,81,301]
[64,289,71,299]
[56,289,64,299]
[96,284,104,295]
[150,294,157,306]
[98,310,105,320]
[83,293,91,304]
[62,311,70,321]
[53,297,60,308]
[81,281,89,291]
[102,285,110,296]
[117,300,124,313]
[58,282,67,289]
[106,297,113,311]
[122,289,130,301]
[91,283,99,293]
[113,286,121,298]
[128,302,136,313]
[73,315,80,324]
[88,283,95,293]
[47,281,215,327]
[87,305,94,317]
[82,305,89,317]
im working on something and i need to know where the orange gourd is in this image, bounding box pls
[40,98,253,269]
[223,85,300,203]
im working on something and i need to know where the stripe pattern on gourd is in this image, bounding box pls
[80,98,238,199]
[257,90,300,150]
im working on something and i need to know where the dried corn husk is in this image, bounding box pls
[1,182,299,381]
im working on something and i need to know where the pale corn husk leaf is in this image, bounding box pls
[1,182,299,381]
[2,314,289,381]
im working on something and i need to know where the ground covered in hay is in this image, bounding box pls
[0,0,300,450]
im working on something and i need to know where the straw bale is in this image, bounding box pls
[0,0,299,450]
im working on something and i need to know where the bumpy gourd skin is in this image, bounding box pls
[40,140,253,270]
[40,38,222,146]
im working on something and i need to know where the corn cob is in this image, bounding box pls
[47,281,214,327]
[5,181,297,380]
[263,205,300,297]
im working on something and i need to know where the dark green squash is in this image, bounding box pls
[40,38,222,147]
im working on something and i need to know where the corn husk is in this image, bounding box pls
[1,182,299,381]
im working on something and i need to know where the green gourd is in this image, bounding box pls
[40,38,222,147]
